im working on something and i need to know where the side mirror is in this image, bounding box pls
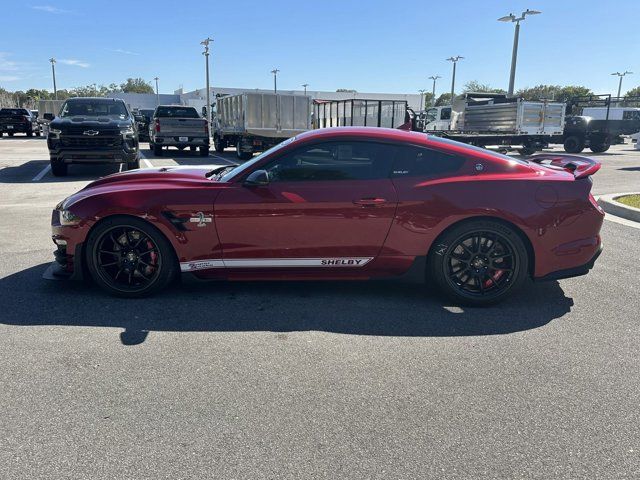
[244,169,270,186]
[43,113,54,121]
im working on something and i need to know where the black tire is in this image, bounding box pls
[8,132,14,137]
[35,129,41,137]
[564,136,585,153]
[590,142,610,153]
[189,146,197,152]
[126,158,140,170]
[26,130,33,137]
[427,219,529,307]
[153,143,162,156]
[86,216,177,298]
[214,136,226,153]
[50,158,68,176]
[236,140,252,160]
[199,146,209,157]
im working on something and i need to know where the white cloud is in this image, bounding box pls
[31,5,70,14]
[108,48,141,56]
[0,75,20,82]
[59,59,90,68]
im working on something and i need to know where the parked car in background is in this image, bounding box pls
[0,108,40,137]
[133,108,154,142]
[47,97,140,176]
[149,105,209,156]
[47,127,604,306]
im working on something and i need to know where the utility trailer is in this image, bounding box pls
[213,92,311,160]
[550,94,640,153]
[422,93,565,154]
[313,99,411,130]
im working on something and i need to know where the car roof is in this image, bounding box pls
[64,97,124,103]
[296,127,430,145]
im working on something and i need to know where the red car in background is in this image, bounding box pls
[48,127,604,306]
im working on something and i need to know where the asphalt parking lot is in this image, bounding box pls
[1,137,639,479]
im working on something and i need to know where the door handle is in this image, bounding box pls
[353,197,387,207]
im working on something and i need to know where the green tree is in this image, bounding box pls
[120,77,154,94]
[422,92,435,109]
[463,81,506,94]
[435,93,452,106]
[516,84,592,102]
[624,86,640,97]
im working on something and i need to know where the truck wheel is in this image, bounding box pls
[126,158,140,170]
[26,130,33,137]
[50,158,68,177]
[153,144,162,156]
[236,140,253,160]
[518,146,536,155]
[35,129,41,137]
[590,142,610,153]
[8,132,14,137]
[214,137,226,153]
[189,146,197,152]
[199,146,210,157]
[564,136,584,153]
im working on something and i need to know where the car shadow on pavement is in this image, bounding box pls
[0,263,574,345]
[0,160,120,183]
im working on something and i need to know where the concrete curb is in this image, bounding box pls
[598,193,640,223]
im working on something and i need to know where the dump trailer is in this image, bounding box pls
[313,99,411,130]
[423,93,565,154]
[213,92,311,160]
[551,94,640,153]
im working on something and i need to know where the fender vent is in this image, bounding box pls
[161,211,188,231]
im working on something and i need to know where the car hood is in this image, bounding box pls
[60,165,229,209]
[50,117,131,128]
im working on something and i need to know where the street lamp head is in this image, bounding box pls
[302,83,308,87]
[524,9,542,16]
[49,57,56,64]
[429,75,441,81]
[271,69,280,75]
[498,13,516,22]
[446,56,463,62]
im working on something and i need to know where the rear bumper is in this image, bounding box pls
[536,243,603,281]
[153,136,209,147]
[1,124,30,133]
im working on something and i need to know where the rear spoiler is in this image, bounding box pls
[529,154,601,179]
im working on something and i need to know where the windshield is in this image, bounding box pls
[0,108,29,117]
[60,100,128,119]
[155,106,200,118]
[219,137,297,182]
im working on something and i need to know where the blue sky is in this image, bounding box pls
[1,0,639,96]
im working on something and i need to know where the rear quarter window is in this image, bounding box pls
[392,146,466,178]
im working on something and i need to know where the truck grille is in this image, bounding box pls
[60,136,122,148]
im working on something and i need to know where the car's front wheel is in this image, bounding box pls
[86,217,177,297]
[428,220,528,306]
[50,158,68,176]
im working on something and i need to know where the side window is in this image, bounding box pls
[440,107,452,120]
[392,146,466,178]
[265,141,395,182]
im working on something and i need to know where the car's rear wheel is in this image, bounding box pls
[428,220,528,306]
[153,143,162,156]
[199,146,209,157]
[50,158,67,176]
[27,130,33,137]
[564,136,585,153]
[86,217,177,297]
[8,132,14,137]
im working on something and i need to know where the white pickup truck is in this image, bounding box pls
[149,105,209,156]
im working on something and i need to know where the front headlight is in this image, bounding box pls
[120,126,134,137]
[59,209,81,226]
[49,128,61,139]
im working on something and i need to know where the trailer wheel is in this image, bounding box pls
[590,142,610,153]
[564,136,585,153]
[518,146,536,155]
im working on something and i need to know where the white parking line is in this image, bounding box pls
[139,151,153,168]
[32,164,51,182]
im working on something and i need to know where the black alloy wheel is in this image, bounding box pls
[564,136,585,153]
[429,220,528,306]
[87,217,176,297]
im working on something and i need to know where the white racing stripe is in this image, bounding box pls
[180,257,373,272]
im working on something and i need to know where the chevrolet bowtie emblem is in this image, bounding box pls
[83,130,99,136]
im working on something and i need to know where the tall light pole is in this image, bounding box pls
[49,58,57,100]
[428,75,441,106]
[611,71,633,100]
[446,56,463,103]
[302,83,308,95]
[201,37,213,134]
[154,77,159,106]
[271,68,280,94]
[499,9,542,96]
[418,89,426,110]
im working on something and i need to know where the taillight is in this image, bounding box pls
[155,119,160,132]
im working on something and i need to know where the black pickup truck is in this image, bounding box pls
[0,108,40,137]
[47,97,140,176]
